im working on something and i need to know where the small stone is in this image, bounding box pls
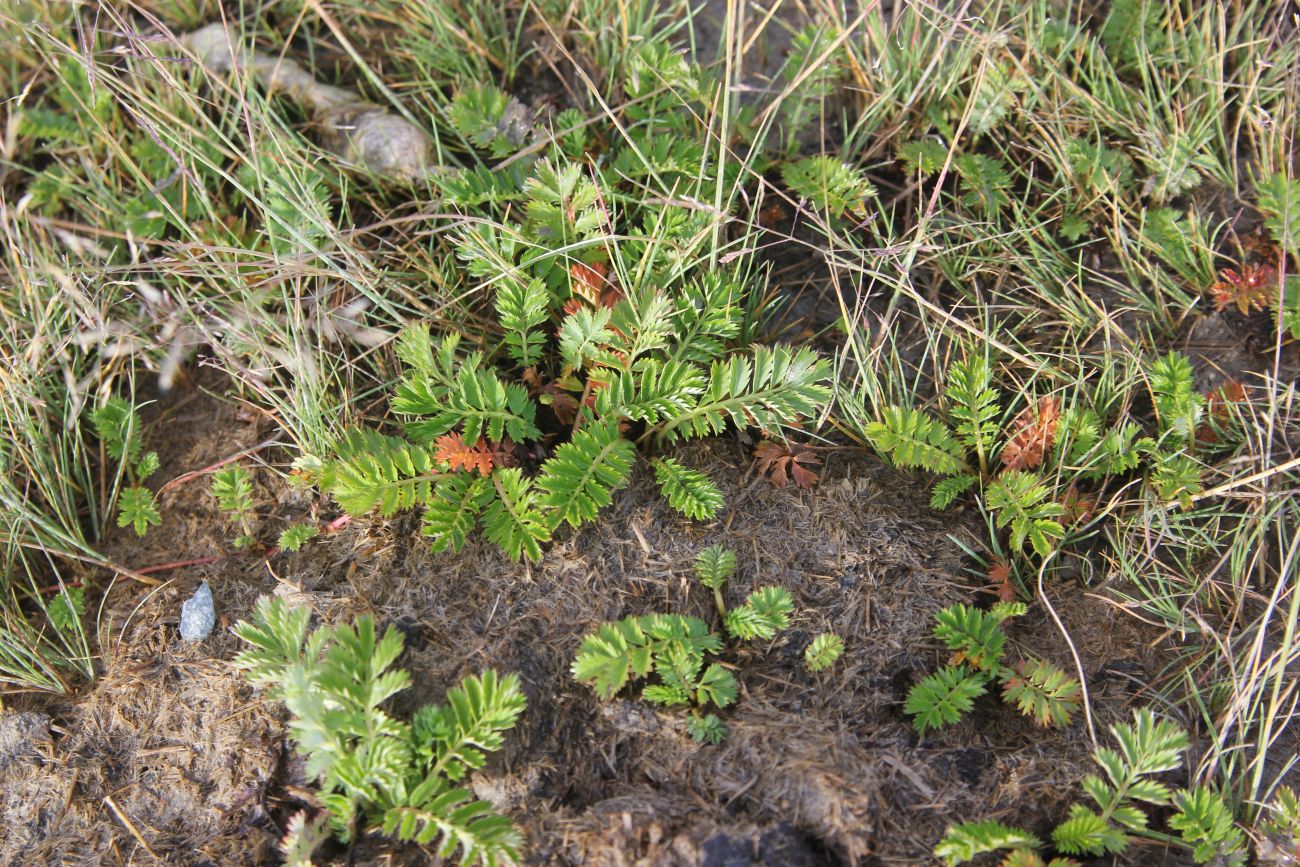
[179,581,216,642]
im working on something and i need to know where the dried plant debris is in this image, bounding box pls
[182,23,433,182]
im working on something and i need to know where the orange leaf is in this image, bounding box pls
[569,261,610,306]
[753,441,821,489]
[1058,486,1095,526]
[986,557,1018,603]
[434,433,493,476]
[1197,379,1247,444]
[1001,396,1060,471]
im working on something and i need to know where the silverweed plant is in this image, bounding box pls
[571,545,794,743]
[936,709,1244,865]
[233,598,526,865]
[905,602,1081,734]
[90,397,161,537]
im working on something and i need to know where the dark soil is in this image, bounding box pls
[0,377,1198,866]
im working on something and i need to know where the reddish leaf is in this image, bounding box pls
[569,261,610,305]
[1196,380,1247,444]
[986,557,1018,603]
[1058,486,1095,526]
[753,441,821,489]
[434,433,493,476]
[547,391,579,425]
[1001,396,1060,471]
[1209,263,1278,314]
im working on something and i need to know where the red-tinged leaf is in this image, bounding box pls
[753,441,822,489]
[548,392,579,425]
[480,438,518,469]
[987,557,1018,603]
[1209,263,1278,314]
[434,433,493,476]
[1058,486,1095,526]
[1001,396,1060,471]
[569,261,610,306]
[1197,379,1247,443]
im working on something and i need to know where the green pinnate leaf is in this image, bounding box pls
[653,458,724,520]
[803,633,844,673]
[905,665,987,735]
[866,407,965,475]
[117,486,161,536]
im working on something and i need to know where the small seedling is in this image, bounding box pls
[574,545,797,743]
[91,397,162,537]
[277,524,320,552]
[571,613,738,744]
[691,544,794,640]
[804,633,844,673]
[117,485,162,536]
[211,464,255,546]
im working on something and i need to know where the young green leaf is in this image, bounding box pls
[804,633,844,673]
[117,486,161,536]
[653,458,724,520]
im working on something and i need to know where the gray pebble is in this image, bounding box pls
[179,581,216,642]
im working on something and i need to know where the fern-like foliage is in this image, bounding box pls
[694,545,736,590]
[233,598,525,864]
[1255,172,1300,256]
[934,820,1043,866]
[907,602,1078,733]
[481,469,548,562]
[313,146,830,562]
[668,275,742,364]
[897,139,949,175]
[422,475,494,554]
[90,396,143,464]
[1052,709,1188,856]
[448,83,526,158]
[803,633,844,673]
[1148,351,1203,445]
[1000,659,1082,728]
[571,614,733,707]
[686,713,727,745]
[782,156,877,218]
[947,357,1000,472]
[322,429,439,517]
[117,486,161,536]
[1168,787,1245,865]
[593,361,704,424]
[904,665,988,735]
[934,603,1019,674]
[495,278,549,368]
[405,368,541,446]
[651,346,832,443]
[278,524,320,552]
[724,586,794,641]
[931,473,979,510]
[866,407,966,475]
[985,471,1066,557]
[653,458,724,520]
[940,709,1213,865]
[955,154,1012,214]
[536,421,635,529]
[211,465,254,517]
